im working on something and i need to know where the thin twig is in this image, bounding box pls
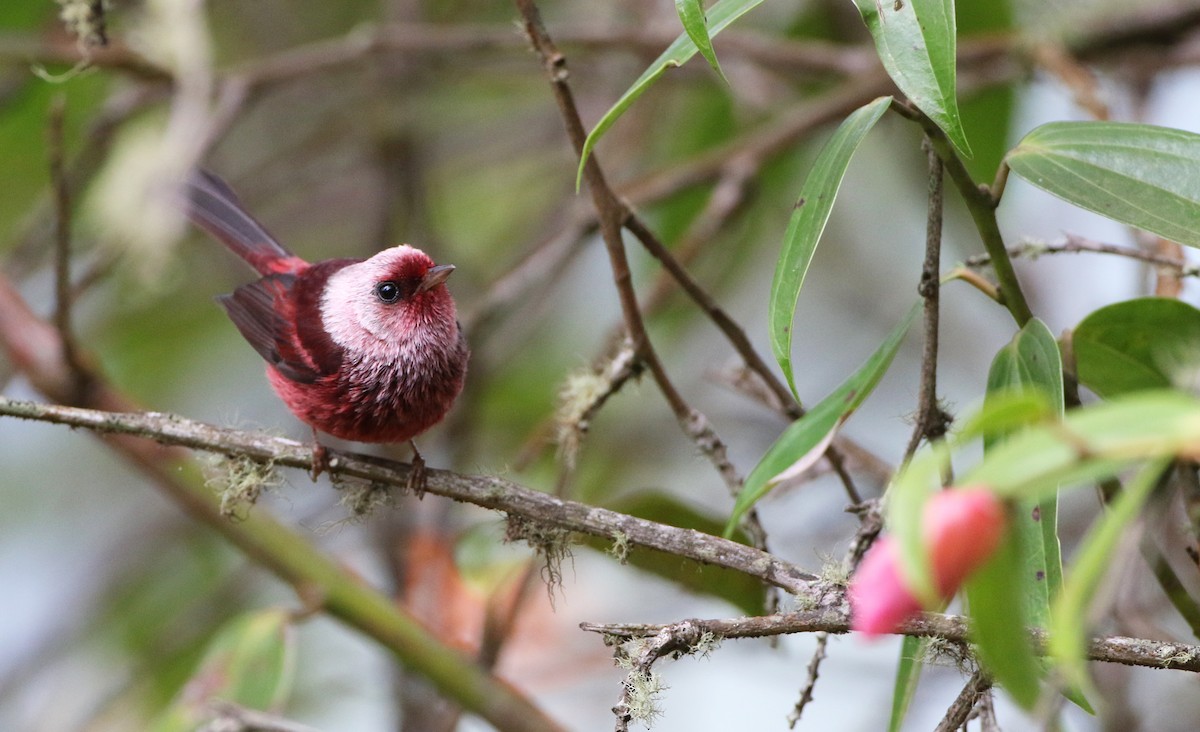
[964,233,1200,278]
[892,101,1033,327]
[513,0,769,549]
[578,609,1200,672]
[622,215,864,506]
[786,632,828,728]
[785,498,883,728]
[7,84,166,280]
[1030,43,1109,121]
[608,618,715,731]
[904,138,952,459]
[202,701,321,732]
[623,216,798,419]
[932,669,993,732]
[46,95,90,404]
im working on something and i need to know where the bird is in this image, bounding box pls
[182,170,469,486]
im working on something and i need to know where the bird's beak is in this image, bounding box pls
[416,264,455,294]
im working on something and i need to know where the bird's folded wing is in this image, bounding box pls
[217,275,323,384]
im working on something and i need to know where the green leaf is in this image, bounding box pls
[888,636,928,732]
[965,529,1042,709]
[726,302,917,537]
[769,96,893,396]
[150,609,295,732]
[675,0,726,82]
[589,492,766,615]
[1049,459,1171,691]
[1007,122,1200,248]
[961,391,1200,501]
[953,390,1052,446]
[1074,298,1200,398]
[852,0,971,157]
[576,0,765,189]
[966,318,1065,709]
[892,390,1200,601]
[985,318,1065,627]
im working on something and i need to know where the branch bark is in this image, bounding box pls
[0,397,818,595]
[581,609,1200,673]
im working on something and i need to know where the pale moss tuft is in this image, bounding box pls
[614,638,645,671]
[919,636,973,673]
[206,454,282,520]
[504,514,573,598]
[692,630,721,659]
[818,556,851,588]
[555,369,608,469]
[793,592,819,612]
[336,479,394,521]
[623,670,667,726]
[609,530,631,564]
[57,0,108,48]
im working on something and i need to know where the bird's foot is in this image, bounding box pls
[406,442,427,499]
[309,438,330,482]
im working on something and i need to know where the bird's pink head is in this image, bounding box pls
[320,245,459,358]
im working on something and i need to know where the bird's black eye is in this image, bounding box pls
[375,281,401,303]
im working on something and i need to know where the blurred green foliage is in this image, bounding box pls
[5,0,1200,729]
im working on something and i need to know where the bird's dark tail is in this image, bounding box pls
[183,170,306,276]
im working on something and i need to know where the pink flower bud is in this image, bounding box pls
[850,487,1007,637]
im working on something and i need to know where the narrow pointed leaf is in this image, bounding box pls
[853,0,971,157]
[726,302,917,536]
[577,0,763,189]
[1049,459,1171,691]
[965,529,1041,709]
[888,636,928,732]
[961,391,1200,502]
[770,96,892,396]
[963,318,1064,709]
[1074,297,1200,398]
[985,318,1065,627]
[1007,122,1200,247]
[953,390,1052,445]
[675,0,726,82]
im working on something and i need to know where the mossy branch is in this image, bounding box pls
[0,397,818,595]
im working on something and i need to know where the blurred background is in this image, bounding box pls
[3,0,1200,730]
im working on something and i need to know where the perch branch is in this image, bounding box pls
[0,398,818,595]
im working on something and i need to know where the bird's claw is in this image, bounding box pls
[310,442,330,481]
[406,448,427,499]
